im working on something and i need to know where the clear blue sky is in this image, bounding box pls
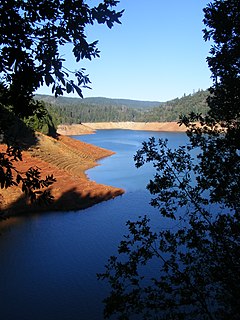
[36,0,213,102]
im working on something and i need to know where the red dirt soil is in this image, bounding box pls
[0,133,124,217]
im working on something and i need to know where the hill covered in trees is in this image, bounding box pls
[36,95,162,109]
[35,89,209,124]
[142,89,209,122]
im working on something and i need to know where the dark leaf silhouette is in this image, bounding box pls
[99,1,240,319]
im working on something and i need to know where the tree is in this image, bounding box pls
[98,1,240,319]
[0,0,123,213]
[0,0,123,115]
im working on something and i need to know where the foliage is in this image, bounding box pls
[0,0,123,115]
[0,89,58,211]
[0,0,123,212]
[0,145,56,207]
[98,1,240,319]
[35,90,209,124]
[140,90,209,122]
[35,95,162,109]
[23,101,58,136]
[203,0,240,122]
[44,101,141,123]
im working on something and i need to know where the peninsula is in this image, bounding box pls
[0,132,124,217]
[1,121,187,217]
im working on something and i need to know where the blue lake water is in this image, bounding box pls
[0,130,188,320]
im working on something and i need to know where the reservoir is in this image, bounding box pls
[0,130,188,320]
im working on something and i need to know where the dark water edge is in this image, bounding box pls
[0,130,188,320]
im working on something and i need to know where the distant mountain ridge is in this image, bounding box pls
[35,94,162,109]
[35,89,209,124]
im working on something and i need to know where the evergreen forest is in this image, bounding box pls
[35,89,209,125]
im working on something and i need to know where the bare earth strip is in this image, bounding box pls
[1,122,186,217]
[0,133,124,217]
[57,121,187,135]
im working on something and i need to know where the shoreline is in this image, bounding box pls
[57,121,187,135]
[0,133,124,219]
[1,122,187,220]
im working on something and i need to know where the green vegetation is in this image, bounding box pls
[40,98,142,123]
[98,1,240,319]
[36,95,162,109]
[0,0,123,209]
[142,89,209,122]
[35,89,209,124]
[23,102,58,137]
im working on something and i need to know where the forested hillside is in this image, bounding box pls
[35,95,162,109]
[35,89,209,124]
[141,89,209,122]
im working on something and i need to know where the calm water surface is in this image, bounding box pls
[0,130,188,320]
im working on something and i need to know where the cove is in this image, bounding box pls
[0,130,188,320]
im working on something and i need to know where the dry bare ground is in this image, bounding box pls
[57,122,187,135]
[1,122,187,217]
[0,133,124,217]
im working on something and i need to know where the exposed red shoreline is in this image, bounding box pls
[57,121,187,135]
[0,133,124,218]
